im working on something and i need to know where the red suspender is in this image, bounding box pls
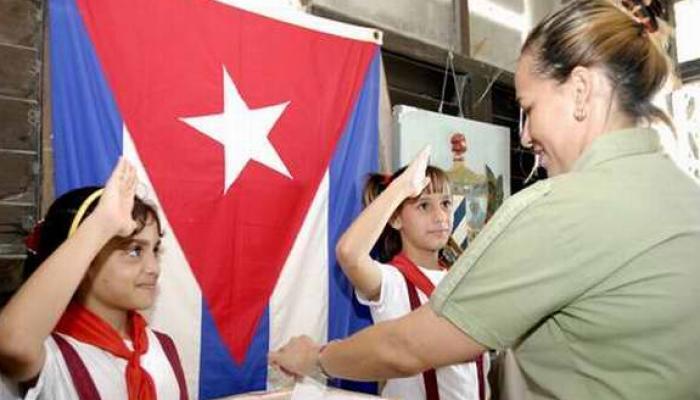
[153,331,189,400]
[403,275,440,400]
[51,333,102,400]
[390,253,436,296]
[52,331,189,400]
[476,354,486,400]
[392,253,488,400]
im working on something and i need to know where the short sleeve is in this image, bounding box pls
[356,261,411,322]
[430,179,612,350]
[24,337,76,400]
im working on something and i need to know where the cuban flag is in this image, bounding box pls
[49,0,381,398]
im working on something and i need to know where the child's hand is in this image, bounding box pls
[93,157,139,237]
[397,145,432,198]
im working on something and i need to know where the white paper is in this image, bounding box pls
[290,377,327,400]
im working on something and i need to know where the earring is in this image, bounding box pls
[574,90,586,121]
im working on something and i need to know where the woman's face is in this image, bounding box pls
[515,53,585,176]
[82,215,162,313]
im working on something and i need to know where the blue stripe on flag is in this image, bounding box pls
[49,0,122,194]
[200,302,269,399]
[327,49,381,394]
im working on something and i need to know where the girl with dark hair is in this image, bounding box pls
[270,1,700,399]
[335,147,487,400]
[0,159,188,400]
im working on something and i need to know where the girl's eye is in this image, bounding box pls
[127,246,143,258]
[442,200,452,209]
[418,202,429,211]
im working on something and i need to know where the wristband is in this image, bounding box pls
[316,341,337,380]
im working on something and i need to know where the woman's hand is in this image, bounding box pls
[269,335,322,380]
[92,157,139,238]
[394,145,432,198]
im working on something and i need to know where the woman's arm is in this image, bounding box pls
[335,147,431,300]
[269,305,487,381]
[0,158,138,381]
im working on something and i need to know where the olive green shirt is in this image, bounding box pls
[431,128,700,400]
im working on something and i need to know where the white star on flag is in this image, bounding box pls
[180,67,292,193]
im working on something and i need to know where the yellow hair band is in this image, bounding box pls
[67,188,104,238]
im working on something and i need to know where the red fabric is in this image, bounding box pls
[51,333,102,400]
[389,253,437,296]
[381,174,393,186]
[153,331,189,400]
[75,0,378,363]
[55,303,156,400]
[24,220,44,254]
[391,253,487,400]
[403,274,440,400]
[476,354,486,400]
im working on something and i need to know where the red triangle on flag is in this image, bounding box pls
[76,0,377,363]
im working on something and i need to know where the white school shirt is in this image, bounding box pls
[1,329,181,400]
[356,261,489,400]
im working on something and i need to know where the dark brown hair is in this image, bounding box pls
[522,0,672,127]
[23,186,163,279]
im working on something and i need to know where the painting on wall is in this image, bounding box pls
[392,105,511,254]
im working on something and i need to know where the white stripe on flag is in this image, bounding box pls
[268,171,330,389]
[213,0,382,44]
[123,126,202,399]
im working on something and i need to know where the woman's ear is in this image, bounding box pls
[569,65,594,122]
[570,66,597,102]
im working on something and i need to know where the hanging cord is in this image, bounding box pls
[438,51,466,117]
[450,53,465,117]
[438,52,452,114]
[472,70,503,112]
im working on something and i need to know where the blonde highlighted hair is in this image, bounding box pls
[522,0,673,128]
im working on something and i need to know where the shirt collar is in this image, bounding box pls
[572,127,661,172]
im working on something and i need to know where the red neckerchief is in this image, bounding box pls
[55,303,156,400]
[389,252,440,295]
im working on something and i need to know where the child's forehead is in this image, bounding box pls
[114,236,159,249]
[116,222,161,246]
[423,180,451,195]
[407,190,451,203]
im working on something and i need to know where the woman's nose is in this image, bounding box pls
[520,119,532,149]
[520,126,533,149]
